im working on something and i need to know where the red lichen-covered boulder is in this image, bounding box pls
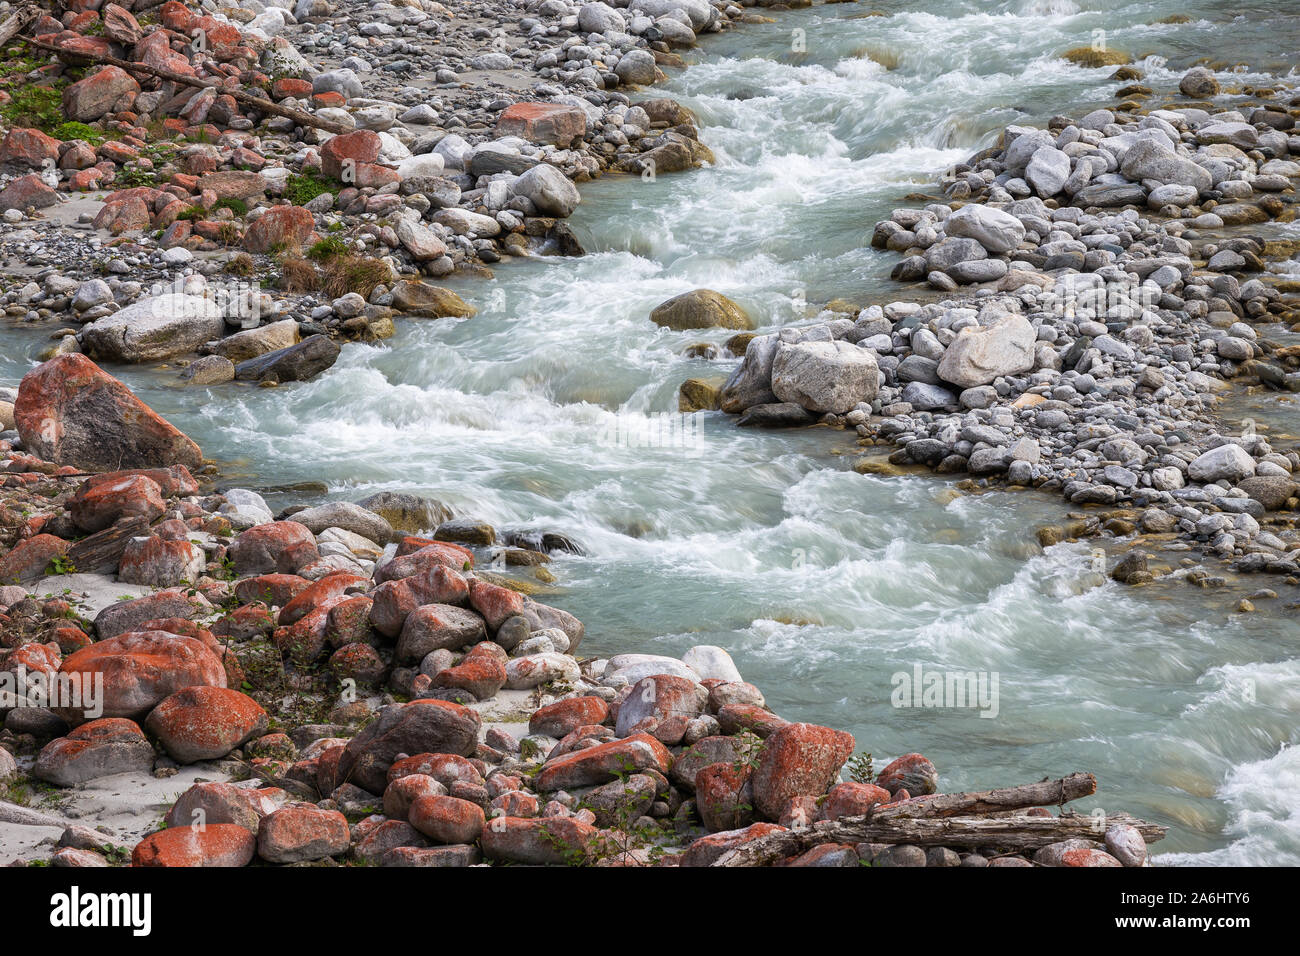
[395,602,485,661]
[14,354,202,471]
[78,466,199,499]
[352,819,428,864]
[278,572,366,625]
[328,641,386,684]
[821,781,892,821]
[383,844,481,867]
[242,204,316,253]
[387,752,483,790]
[0,534,69,584]
[750,722,855,820]
[163,781,284,833]
[408,794,485,845]
[396,536,472,561]
[271,77,312,100]
[0,127,61,167]
[467,577,524,631]
[777,793,821,830]
[144,686,268,763]
[93,197,151,234]
[479,816,597,865]
[382,774,447,822]
[787,843,860,867]
[32,718,155,786]
[272,600,341,663]
[695,761,754,833]
[716,702,788,738]
[320,129,381,180]
[0,173,58,211]
[131,824,256,867]
[211,603,275,642]
[430,642,506,700]
[490,790,539,818]
[375,542,472,583]
[875,753,939,797]
[614,674,707,739]
[228,521,320,576]
[2,642,61,691]
[234,573,311,608]
[62,65,140,122]
[1034,840,1124,867]
[337,699,481,795]
[58,631,226,720]
[679,822,787,867]
[529,696,609,739]
[534,733,673,792]
[325,595,373,647]
[257,805,350,863]
[495,102,587,147]
[68,473,166,533]
[101,4,142,45]
[368,566,470,638]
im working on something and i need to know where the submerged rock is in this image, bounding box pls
[650,289,752,331]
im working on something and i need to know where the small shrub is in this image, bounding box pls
[279,256,320,293]
[306,235,348,261]
[225,253,256,276]
[320,255,391,299]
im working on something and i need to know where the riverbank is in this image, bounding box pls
[713,62,1300,596]
[0,0,726,385]
[0,353,1167,867]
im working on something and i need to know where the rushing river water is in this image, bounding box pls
[5,0,1300,863]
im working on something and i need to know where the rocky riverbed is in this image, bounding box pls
[710,65,1300,590]
[0,0,722,386]
[0,353,1164,868]
[0,0,1295,869]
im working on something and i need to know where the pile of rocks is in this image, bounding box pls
[0,0,725,382]
[713,70,1300,580]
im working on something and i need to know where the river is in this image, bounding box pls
[3,0,1299,863]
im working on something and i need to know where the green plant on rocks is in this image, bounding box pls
[0,84,62,132]
[51,121,105,145]
[213,197,248,217]
[846,752,875,785]
[285,167,339,206]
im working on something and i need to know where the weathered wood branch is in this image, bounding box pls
[873,772,1098,820]
[0,6,40,49]
[7,19,350,135]
[65,515,149,574]
[709,773,1162,867]
[712,811,1167,866]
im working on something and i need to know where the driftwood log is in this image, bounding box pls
[0,6,39,49]
[0,5,350,135]
[711,773,1169,867]
[65,516,150,574]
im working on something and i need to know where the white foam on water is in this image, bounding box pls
[1157,745,1300,866]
